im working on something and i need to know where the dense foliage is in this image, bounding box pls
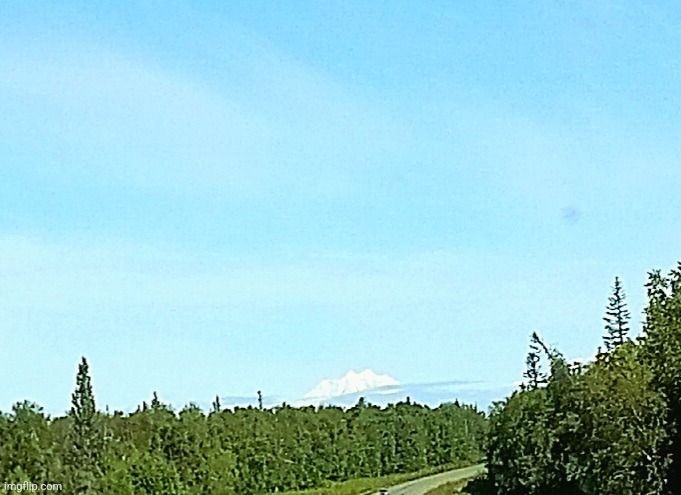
[0,374,485,494]
[486,267,681,495]
[12,265,680,495]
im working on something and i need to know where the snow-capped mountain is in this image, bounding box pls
[298,369,514,410]
[303,369,400,401]
[216,369,513,412]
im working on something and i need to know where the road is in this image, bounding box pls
[371,464,485,495]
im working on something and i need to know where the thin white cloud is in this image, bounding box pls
[0,27,417,200]
[0,234,635,351]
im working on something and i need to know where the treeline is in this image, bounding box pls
[486,266,681,495]
[0,360,486,495]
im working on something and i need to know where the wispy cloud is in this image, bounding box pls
[0,233,622,411]
[0,235,615,320]
[0,25,417,201]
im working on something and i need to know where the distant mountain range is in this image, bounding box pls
[296,369,513,411]
[302,369,400,401]
[219,369,514,412]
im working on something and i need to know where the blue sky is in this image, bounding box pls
[1,1,680,414]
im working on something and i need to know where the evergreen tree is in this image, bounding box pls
[523,333,547,389]
[603,277,631,351]
[71,358,96,433]
[211,395,222,414]
[150,391,162,410]
[68,357,100,494]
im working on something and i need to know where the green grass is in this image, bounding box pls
[419,467,494,495]
[272,463,469,495]
[422,480,469,495]
[422,475,493,495]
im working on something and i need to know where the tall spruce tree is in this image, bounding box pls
[71,357,96,433]
[69,357,100,494]
[603,277,631,351]
[523,333,547,389]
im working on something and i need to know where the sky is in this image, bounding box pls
[1,1,680,414]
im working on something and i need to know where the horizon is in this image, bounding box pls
[6,362,513,416]
[2,2,681,415]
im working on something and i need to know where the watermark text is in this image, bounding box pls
[3,482,62,492]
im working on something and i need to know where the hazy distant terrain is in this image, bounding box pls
[219,370,513,411]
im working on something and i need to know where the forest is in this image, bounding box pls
[0,363,485,494]
[484,264,681,495]
[3,263,681,495]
